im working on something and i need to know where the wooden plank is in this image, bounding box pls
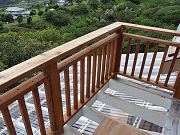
[114,29,123,74]
[1,107,16,135]
[164,48,179,86]
[96,48,102,88]
[94,117,150,135]
[111,39,119,78]
[0,22,122,89]
[123,33,180,47]
[147,43,159,81]
[80,58,85,103]
[73,63,78,109]
[44,63,64,134]
[139,41,150,79]
[124,38,132,74]
[108,41,115,77]
[155,46,169,83]
[105,43,111,80]
[101,46,107,84]
[32,87,46,135]
[64,68,71,116]
[122,23,180,37]
[92,51,97,93]
[86,55,91,98]
[131,40,141,76]
[18,97,33,135]
[44,79,56,132]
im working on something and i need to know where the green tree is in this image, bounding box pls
[30,10,36,16]
[3,14,13,23]
[125,0,140,4]
[17,15,23,25]
[43,10,70,26]
[38,10,44,17]
[27,17,32,24]
[88,0,99,9]
[0,21,3,30]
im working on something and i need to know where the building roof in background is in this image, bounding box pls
[6,7,25,12]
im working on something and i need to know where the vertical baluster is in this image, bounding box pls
[80,58,85,103]
[73,63,78,109]
[18,97,33,135]
[92,51,97,93]
[44,63,64,134]
[32,87,46,135]
[101,45,107,84]
[114,30,123,75]
[109,41,115,77]
[139,41,150,79]
[124,38,132,74]
[64,68,71,116]
[131,39,141,76]
[86,55,91,98]
[147,43,159,81]
[44,79,56,133]
[112,39,119,78]
[156,45,169,83]
[164,47,179,86]
[105,43,111,80]
[1,107,16,135]
[96,48,102,88]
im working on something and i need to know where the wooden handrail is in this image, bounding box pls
[0,22,122,89]
[0,22,180,134]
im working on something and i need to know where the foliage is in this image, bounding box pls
[38,10,44,16]
[153,5,180,25]
[88,0,99,9]
[3,14,13,23]
[30,9,36,16]
[27,16,32,24]
[0,21,3,30]
[43,10,70,26]
[17,15,23,25]
[125,0,140,4]
[70,3,89,15]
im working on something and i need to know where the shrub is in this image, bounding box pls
[38,10,44,16]
[3,14,13,23]
[153,5,180,25]
[27,17,32,24]
[43,10,70,26]
[17,15,23,24]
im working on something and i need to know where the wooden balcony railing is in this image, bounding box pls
[0,22,180,134]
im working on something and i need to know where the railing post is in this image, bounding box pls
[44,62,64,135]
[163,72,180,135]
[112,28,123,79]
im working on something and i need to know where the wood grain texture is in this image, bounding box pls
[73,63,78,109]
[32,87,46,135]
[131,40,141,76]
[1,107,16,135]
[124,38,132,74]
[147,43,159,81]
[155,46,169,83]
[86,55,91,98]
[64,68,71,116]
[139,41,150,79]
[94,117,150,135]
[18,97,33,135]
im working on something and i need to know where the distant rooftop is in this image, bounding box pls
[6,7,25,12]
